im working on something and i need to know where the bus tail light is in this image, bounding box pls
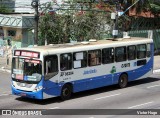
[33,86,43,92]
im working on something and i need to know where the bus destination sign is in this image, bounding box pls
[14,50,40,58]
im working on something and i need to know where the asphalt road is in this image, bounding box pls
[1,71,160,118]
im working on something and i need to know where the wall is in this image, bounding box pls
[2,27,22,41]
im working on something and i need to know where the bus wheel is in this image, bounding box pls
[118,74,128,88]
[61,84,72,100]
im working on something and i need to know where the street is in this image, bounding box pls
[1,71,160,118]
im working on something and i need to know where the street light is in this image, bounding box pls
[31,0,39,45]
[31,0,39,8]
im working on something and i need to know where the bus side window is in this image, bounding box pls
[60,53,72,71]
[88,50,101,66]
[128,45,136,60]
[73,51,87,69]
[147,43,151,57]
[137,44,146,59]
[45,55,58,80]
[102,48,114,64]
[115,47,126,62]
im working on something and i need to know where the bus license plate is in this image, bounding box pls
[20,93,26,96]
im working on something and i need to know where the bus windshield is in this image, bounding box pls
[12,58,42,82]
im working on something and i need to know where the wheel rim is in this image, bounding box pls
[63,88,70,97]
[120,75,127,87]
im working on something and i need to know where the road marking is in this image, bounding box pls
[147,84,160,88]
[0,94,10,97]
[50,107,59,109]
[153,69,160,73]
[94,93,121,100]
[128,101,154,109]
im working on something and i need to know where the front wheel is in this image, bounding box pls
[61,84,72,100]
[118,74,128,88]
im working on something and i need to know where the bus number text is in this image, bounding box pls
[121,63,130,68]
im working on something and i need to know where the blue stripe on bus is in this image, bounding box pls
[43,57,153,96]
[73,59,153,93]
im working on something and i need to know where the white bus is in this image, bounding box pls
[11,37,154,100]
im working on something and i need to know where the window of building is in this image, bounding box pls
[8,30,16,36]
[88,50,101,66]
[115,47,126,62]
[44,55,58,80]
[137,44,146,59]
[102,48,114,64]
[128,45,136,60]
[60,53,72,71]
[73,51,87,69]
[147,43,151,57]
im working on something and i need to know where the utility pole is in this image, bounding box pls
[112,1,119,39]
[31,0,39,45]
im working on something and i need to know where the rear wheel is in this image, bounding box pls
[118,74,128,88]
[61,84,72,100]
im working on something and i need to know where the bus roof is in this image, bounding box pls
[17,37,153,55]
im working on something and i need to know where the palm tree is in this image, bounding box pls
[149,0,160,17]
[121,0,160,17]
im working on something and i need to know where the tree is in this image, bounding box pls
[149,0,160,17]
[38,0,114,45]
[0,4,12,13]
[121,0,160,16]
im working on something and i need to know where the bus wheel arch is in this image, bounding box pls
[118,73,128,88]
[60,83,73,100]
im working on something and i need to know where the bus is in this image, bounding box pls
[11,37,154,100]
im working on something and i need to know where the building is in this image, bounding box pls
[0,14,35,47]
[14,0,52,13]
[0,0,53,47]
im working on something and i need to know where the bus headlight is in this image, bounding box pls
[33,86,43,92]
[12,74,15,78]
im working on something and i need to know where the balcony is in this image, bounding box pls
[0,14,34,28]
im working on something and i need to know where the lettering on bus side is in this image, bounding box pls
[60,71,74,77]
[83,69,97,75]
[121,63,130,68]
[63,77,71,81]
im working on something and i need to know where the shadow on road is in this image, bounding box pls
[15,77,160,105]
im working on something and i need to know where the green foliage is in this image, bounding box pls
[149,1,160,16]
[38,0,113,45]
[126,0,160,16]
[0,5,12,13]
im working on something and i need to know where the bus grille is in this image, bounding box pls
[16,82,33,88]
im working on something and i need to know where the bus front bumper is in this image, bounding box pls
[12,86,43,100]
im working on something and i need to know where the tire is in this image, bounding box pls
[61,84,72,100]
[118,74,128,88]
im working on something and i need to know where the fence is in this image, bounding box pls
[129,29,160,50]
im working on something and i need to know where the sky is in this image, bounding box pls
[14,0,62,13]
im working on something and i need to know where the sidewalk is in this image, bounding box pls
[153,56,160,70]
[0,56,12,72]
[0,47,12,73]
[0,55,160,73]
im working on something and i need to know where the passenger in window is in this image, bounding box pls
[61,63,66,71]
[46,60,51,74]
